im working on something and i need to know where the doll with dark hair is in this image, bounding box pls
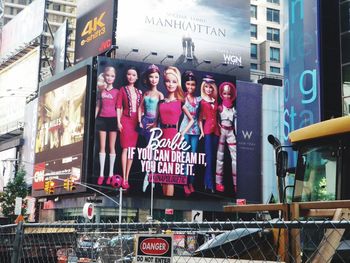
[138,64,164,191]
[179,70,202,195]
[117,66,142,190]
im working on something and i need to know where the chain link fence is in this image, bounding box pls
[1,220,350,263]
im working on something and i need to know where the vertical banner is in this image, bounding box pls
[75,0,116,63]
[115,0,250,81]
[236,81,262,203]
[91,57,262,203]
[22,98,38,185]
[53,20,68,75]
[284,0,320,145]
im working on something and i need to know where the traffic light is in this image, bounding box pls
[69,179,76,191]
[48,181,55,194]
[44,180,55,194]
[44,180,50,194]
[63,179,69,190]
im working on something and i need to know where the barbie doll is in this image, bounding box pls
[179,70,202,195]
[138,64,164,192]
[215,82,237,193]
[95,66,118,185]
[117,66,142,189]
[199,75,220,192]
[157,66,194,196]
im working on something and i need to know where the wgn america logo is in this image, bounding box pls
[222,53,242,66]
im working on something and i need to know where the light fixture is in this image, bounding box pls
[142,51,158,61]
[195,59,211,68]
[226,65,244,73]
[124,48,139,59]
[214,62,228,69]
[160,54,174,64]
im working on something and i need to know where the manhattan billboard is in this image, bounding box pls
[92,57,262,202]
[75,0,116,63]
[115,0,250,81]
[32,66,89,197]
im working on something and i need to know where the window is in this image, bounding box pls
[267,8,280,23]
[270,66,280,73]
[270,47,280,62]
[251,24,257,38]
[267,27,280,42]
[267,0,280,4]
[251,5,257,19]
[251,63,258,70]
[251,44,258,59]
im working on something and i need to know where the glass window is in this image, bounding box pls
[267,8,280,23]
[294,145,337,202]
[340,1,350,32]
[251,63,258,70]
[270,66,280,73]
[267,27,280,42]
[270,47,280,62]
[251,44,257,59]
[251,5,257,19]
[251,24,257,38]
[267,0,280,4]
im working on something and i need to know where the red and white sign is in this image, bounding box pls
[136,235,173,263]
[83,203,94,220]
[33,162,45,190]
[140,238,169,256]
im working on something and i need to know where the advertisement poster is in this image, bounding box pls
[53,20,68,75]
[92,57,258,200]
[75,0,116,63]
[32,67,88,197]
[116,0,250,81]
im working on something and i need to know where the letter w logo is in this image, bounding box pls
[242,130,253,139]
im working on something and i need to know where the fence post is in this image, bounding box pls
[11,221,24,263]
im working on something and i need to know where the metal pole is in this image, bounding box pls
[118,187,123,260]
[150,173,154,220]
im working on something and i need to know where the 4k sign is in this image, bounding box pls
[81,12,105,37]
[136,235,173,263]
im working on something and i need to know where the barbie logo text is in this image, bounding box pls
[147,128,191,151]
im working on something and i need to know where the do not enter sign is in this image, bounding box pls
[136,235,173,263]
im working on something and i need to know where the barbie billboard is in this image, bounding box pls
[92,57,261,199]
[115,0,250,81]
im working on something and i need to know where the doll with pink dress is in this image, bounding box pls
[156,66,194,197]
[117,66,142,190]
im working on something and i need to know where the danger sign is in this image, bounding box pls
[136,235,173,263]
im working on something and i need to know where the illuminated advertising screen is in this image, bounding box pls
[115,0,250,81]
[284,0,321,140]
[92,57,262,202]
[32,67,89,197]
[75,0,116,63]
